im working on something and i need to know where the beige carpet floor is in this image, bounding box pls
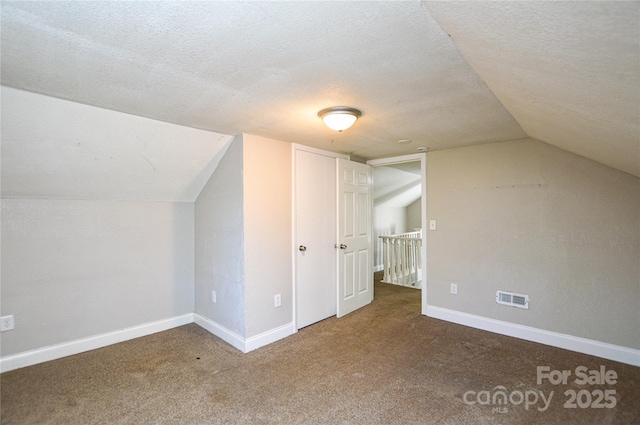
[1,276,639,424]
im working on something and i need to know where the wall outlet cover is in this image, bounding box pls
[1,315,15,332]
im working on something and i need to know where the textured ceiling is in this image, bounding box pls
[373,163,422,208]
[425,1,640,177]
[1,0,638,193]
[0,0,525,162]
[1,86,233,202]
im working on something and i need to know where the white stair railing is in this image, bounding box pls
[379,230,422,289]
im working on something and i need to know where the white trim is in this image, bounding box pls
[367,153,424,166]
[420,154,428,313]
[367,153,428,313]
[0,314,194,373]
[194,314,295,354]
[193,313,245,352]
[291,144,298,331]
[291,143,349,160]
[373,264,384,272]
[426,305,640,367]
[245,322,295,353]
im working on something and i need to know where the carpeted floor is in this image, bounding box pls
[1,275,639,424]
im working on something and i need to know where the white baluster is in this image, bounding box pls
[379,231,422,289]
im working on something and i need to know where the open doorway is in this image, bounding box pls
[367,154,427,314]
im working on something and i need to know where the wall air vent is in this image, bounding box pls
[496,290,529,309]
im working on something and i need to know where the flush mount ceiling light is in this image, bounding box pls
[318,106,361,132]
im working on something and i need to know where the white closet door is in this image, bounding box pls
[295,149,336,329]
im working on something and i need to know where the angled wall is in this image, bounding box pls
[194,134,294,350]
[0,87,232,202]
[194,136,245,336]
[0,88,231,370]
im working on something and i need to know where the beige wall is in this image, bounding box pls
[407,198,422,231]
[427,138,640,349]
[1,199,195,357]
[243,134,293,338]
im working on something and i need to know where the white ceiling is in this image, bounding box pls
[1,1,638,189]
[374,163,422,208]
[1,87,233,201]
[425,1,640,177]
[0,1,525,160]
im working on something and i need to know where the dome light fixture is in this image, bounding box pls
[318,106,361,132]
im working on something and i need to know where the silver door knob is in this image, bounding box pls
[340,244,347,250]
[299,245,307,252]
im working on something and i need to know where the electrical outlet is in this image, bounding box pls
[274,294,281,308]
[211,290,217,303]
[1,315,15,332]
[429,219,437,231]
[450,283,458,295]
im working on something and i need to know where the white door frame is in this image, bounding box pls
[367,153,428,314]
[291,144,349,331]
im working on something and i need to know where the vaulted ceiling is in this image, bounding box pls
[374,162,422,208]
[2,1,638,180]
[426,2,639,177]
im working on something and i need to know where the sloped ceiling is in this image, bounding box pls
[425,1,640,177]
[1,1,638,203]
[0,1,524,162]
[1,87,233,202]
[374,163,422,208]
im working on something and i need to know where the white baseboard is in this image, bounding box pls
[193,313,295,353]
[1,313,296,373]
[245,322,295,353]
[0,314,194,373]
[193,313,245,352]
[426,305,640,367]
[373,265,384,272]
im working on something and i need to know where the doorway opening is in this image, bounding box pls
[367,154,427,314]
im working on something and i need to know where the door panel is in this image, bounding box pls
[337,159,373,317]
[343,251,355,298]
[295,150,336,329]
[358,249,369,293]
[358,192,368,236]
[343,192,355,238]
